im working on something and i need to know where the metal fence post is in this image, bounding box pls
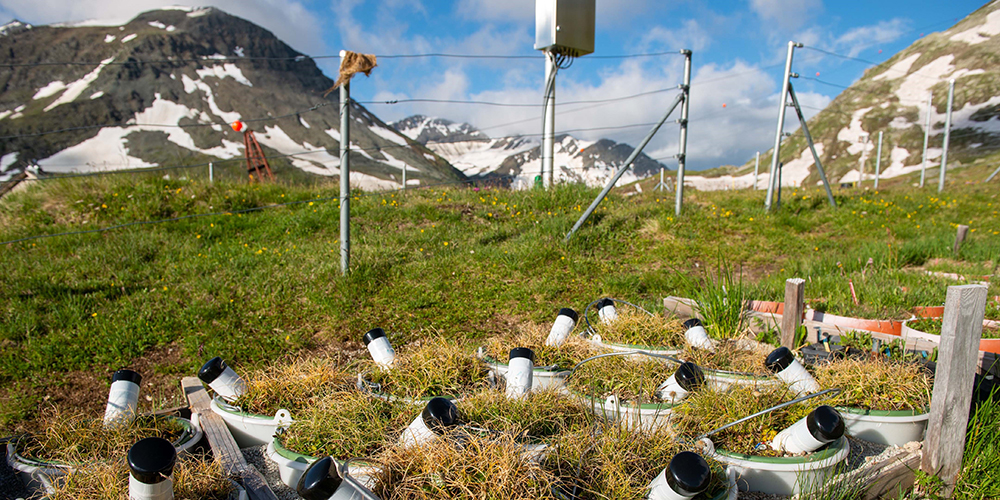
[938,79,955,193]
[675,49,691,216]
[920,92,932,188]
[339,50,351,276]
[874,131,883,190]
[209,162,214,184]
[766,41,799,211]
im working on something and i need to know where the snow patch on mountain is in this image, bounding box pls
[33,81,67,100]
[44,57,114,111]
[181,74,242,122]
[429,138,537,176]
[104,34,116,43]
[950,10,1000,44]
[872,53,921,81]
[369,125,409,146]
[120,33,137,43]
[195,64,252,87]
[838,107,874,154]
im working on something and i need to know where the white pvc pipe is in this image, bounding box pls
[104,369,142,428]
[505,348,534,398]
[363,328,396,369]
[128,437,177,500]
[771,405,844,454]
[647,451,712,500]
[683,318,715,350]
[765,347,819,395]
[545,308,578,347]
[597,298,618,324]
[198,357,246,403]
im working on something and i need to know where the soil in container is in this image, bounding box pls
[231,357,354,416]
[362,337,489,401]
[586,309,687,351]
[46,454,233,499]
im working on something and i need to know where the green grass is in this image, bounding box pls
[1,172,998,433]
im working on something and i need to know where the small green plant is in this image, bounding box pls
[838,330,873,351]
[955,383,1000,499]
[690,260,752,340]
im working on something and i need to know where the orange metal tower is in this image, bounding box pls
[232,121,273,182]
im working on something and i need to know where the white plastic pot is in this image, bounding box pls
[575,392,680,431]
[210,397,293,448]
[6,416,202,496]
[704,436,849,496]
[584,334,680,357]
[837,406,929,446]
[266,436,377,489]
[479,351,571,391]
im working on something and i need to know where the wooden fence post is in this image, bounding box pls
[781,278,805,348]
[953,225,969,255]
[921,284,987,497]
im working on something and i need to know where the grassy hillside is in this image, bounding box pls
[1,167,998,430]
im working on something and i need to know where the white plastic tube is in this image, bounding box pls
[363,328,396,368]
[197,357,246,403]
[128,437,176,500]
[544,308,579,347]
[505,348,535,399]
[297,456,365,500]
[647,451,713,500]
[765,347,820,395]
[104,369,142,428]
[400,397,459,447]
[597,298,618,324]
[655,362,705,401]
[771,405,844,454]
[682,319,716,350]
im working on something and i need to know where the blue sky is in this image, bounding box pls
[0,0,987,169]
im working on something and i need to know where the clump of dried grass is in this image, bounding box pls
[279,390,416,459]
[458,388,592,440]
[567,354,676,403]
[232,356,354,415]
[673,385,811,457]
[19,412,184,463]
[373,434,562,500]
[679,338,770,374]
[49,454,232,500]
[812,357,932,411]
[589,309,687,347]
[546,423,726,500]
[482,322,596,369]
[365,337,488,399]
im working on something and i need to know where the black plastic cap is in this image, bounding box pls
[198,357,227,384]
[765,346,794,373]
[128,437,176,485]
[597,298,615,309]
[297,456,343,500]
[422,397,459,433]
[675,362,705,392]
[509,347,535,363]
[558,308,579,324]
[363,328,386,346]
[665,451,712,497]
[112,369,142,385]
[806,405,845,443]
[682,318,703,330]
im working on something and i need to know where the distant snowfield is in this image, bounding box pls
[950,10,1000,44]
[428,139,535,177]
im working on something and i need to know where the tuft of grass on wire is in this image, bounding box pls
[812,358,932,411]
[545,422,727,500]
[679,337,771,374]
[49,453,233,500]
[279,390,416,459]
[364,336,489,399]
[372,434,563,500]
[232,356,355,415]
[18,412,184,463]
[457,388,593,440]
[482,322,596,370]
[673,385,811,457]
[567,354,676,404]
[588,308,687,347]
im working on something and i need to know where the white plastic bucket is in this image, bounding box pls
[575,392,679,431]
[266,436,377,489]
[210,397,293,448]
[837,406,929,446]
[704,436,849,496]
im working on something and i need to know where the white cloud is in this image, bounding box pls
[454,0,662,26]
[749,0,823,31]
[639,19,711,52]
[833,18,909,57]
[0,0,327,56]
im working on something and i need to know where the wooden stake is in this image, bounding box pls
[953,224,969,255]
[781,278,805,348]
[921,284,987,497]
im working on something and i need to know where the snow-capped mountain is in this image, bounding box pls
[392,115,668,189]
[0,8,462,188]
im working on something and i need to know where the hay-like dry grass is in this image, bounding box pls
[49,454,232,500]
[567,354,676,403]
[19,412,184,463]
[589,309,687,347]
[812,358,932,411]
[365,337,489,399]
[232,356,354,415]
[673,385,811,457]
[482,322,596,370]
[279,390,416,459]
[457,388,592,440]
[679,338,771,374]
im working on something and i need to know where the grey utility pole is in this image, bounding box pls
[753,151,760,190]
[766,41,800,211]
[541,50,557,189]
[786,83,836,207]
[919,92,932,188]
[939,79,955,193]
[339,50,351,275]
[675,49,692,216]
[874,131,883,190]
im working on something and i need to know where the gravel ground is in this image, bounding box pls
[242,445,302,500]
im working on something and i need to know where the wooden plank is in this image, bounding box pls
[182,377,280,500]
[953,224,970,254]
[781,278,805,348]
[921,285,987,497]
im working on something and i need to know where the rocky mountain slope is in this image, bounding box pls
[699,1,1000,190]
[0,8,463,188]
[392,115,668,188]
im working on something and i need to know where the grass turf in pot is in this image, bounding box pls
[584,308,686,355]
[568,354,686,431]
[359,337,488,403]
[45,453,235,500]
[480,324,596,391]
[679,338,776,390]
[812,357,932,445]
